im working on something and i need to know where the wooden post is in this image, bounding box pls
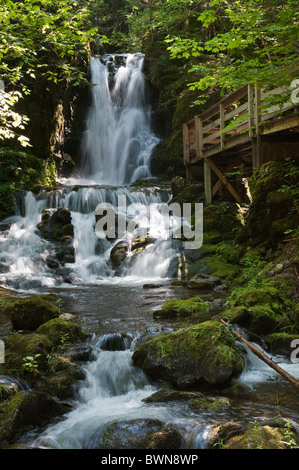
[248,84,254,138]
[204,158,212,205]
[220,103,225,150]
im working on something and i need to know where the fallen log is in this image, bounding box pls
[220,319,299,388]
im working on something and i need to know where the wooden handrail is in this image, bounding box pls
[183,84,296,166]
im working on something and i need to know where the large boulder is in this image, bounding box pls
[152,296,210,320]
[2,296,60,331]
[132,320,245,388]
[0,391,70,445]
[36,318,89,346]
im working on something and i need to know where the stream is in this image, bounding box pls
[0,53,298,451]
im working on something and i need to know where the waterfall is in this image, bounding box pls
[80,53,159,186]
[0,53,180,290]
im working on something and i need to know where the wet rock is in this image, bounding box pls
[187,273,221,290]
[203,421,245,449]
[110,241,129,268]
[144,388,230,411]
[93,418,164,449]
[96,332,133,351]
[225,420,299,449]
[0,376,23,402]
[132,320,245,388]
[0,391,70,445]
[46,255,60,269]
[37,207,74,242]
[144,428,182,449]
[131,236,153,251]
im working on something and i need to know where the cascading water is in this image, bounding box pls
[0,53,179,289]
[79,53,159,186]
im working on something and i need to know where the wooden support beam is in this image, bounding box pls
[204,159,212,206]
[206,157,243,204]
[248,84,254,138]
[212,162,235,197]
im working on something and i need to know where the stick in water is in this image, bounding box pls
[220,319,299,388]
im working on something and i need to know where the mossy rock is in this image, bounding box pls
[143,389,206,403]
[202,202,242,240]
[153,296,210,320]
[36,318,88,346]
[216,306,251,325]
[225,421,298,449]
[39,357,85,399]
[132,320,245,388]
[195,255,239,280]
[0,391,69,445]
[226,285,290,312]
[93,419,164,449]
[265,333,299,355]
[1,296,60,331]
[3,332,53,374]
[144,428,182,449]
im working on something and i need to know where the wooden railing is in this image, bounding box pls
[183,84,297,166]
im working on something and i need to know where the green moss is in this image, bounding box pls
[226,285,290,312]
[36,318,89,346]
[0,147,57,219]
[132,320,245,388]
[226,422,298,449]
[0,295,60,331]
[3,333,52,375]
[197,255,239,279]
[153,296,210,320]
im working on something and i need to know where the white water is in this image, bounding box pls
[80,53,159,186]
[0,186,179,289]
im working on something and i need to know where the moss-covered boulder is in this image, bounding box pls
[3,332,53,374]
[264,333,299,355]
[36,318,88,346]
[93,419,164,449]
[223,285,292,335]
[144,428,182,449]
[237,160,299,248]
[0,391,69,445]
[132,320,245,388]
[152,296,210,320]
[143,388,229,410]
[225,420,299,449]
[39,355,85,399]
[1,296,60,331]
